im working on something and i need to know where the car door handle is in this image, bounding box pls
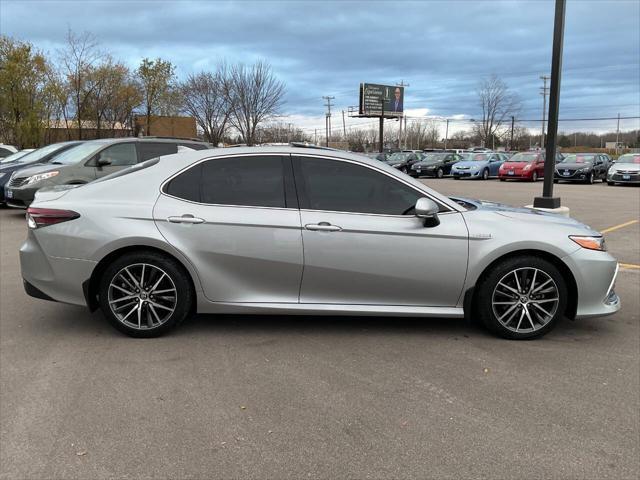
[305,222,342,232]
[167,215,205,224]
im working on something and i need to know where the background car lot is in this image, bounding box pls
[0,180,638,479]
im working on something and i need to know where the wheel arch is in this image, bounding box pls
[465,249,578,322]
[83,245,198,313]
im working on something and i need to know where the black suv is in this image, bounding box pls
[410,152,462,178]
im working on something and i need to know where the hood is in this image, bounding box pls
[453,161,487,168]
[451,196,596,231]
[555,162,592,170]
[611,163,640,172]
[501,161,530,168]
[7,163,62,178]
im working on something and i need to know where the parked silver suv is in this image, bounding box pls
[5,137,211,208]
[20,145,620,339]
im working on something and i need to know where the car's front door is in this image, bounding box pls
[93,142,139,178]
[293,156,469,307]
[153,154,303,303]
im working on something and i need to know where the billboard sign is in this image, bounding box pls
[359,83,404,116]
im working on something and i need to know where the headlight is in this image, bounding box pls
[25,171,59,185]
[578,167,589,173]
[392,164,402,168]
[569,235,606,251]
[523,164,532,171]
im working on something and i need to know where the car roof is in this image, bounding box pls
[85,137,209,145]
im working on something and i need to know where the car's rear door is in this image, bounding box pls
[293,155,468,307]
[153,154,303,303]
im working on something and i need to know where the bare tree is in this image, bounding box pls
[180,67,231,145]
[475,75,520,147]
[226,61,285,145]
[58,29,103,139]
[136,58,176,135]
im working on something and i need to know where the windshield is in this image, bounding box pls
[387,152,409,162]
[508,152,540,163]
[48,142,104,165]
[421,153,448,163]
[7,143,70,165]
[616,154,640,164]
[0,150,32,164]
[470,153,489,161]
[560,154,595,164]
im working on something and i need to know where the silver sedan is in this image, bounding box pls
[19,146,620,339]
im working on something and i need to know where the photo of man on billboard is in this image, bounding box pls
[387,87,404,113]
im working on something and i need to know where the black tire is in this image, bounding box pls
[98,251,194,338]
[401,167,408,174]
[586,171,594,184]
[499,178,506,182]
[482,169,489,180]
[607,181,615,186]
[531,171,538,182]
[475,256,567,340]
[436,168,444,179]
[453,176,460,180]
[553,179,559,184]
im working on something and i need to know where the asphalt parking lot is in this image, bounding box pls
[1,179,638,479]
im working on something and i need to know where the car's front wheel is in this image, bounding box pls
[436,168,444,178]
[476,256,567,339]
[98,251,194,338]
[482,169,489,180]
[531,171,538,182]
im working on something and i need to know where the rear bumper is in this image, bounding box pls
[20,230,96,306]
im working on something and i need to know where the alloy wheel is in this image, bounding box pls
[491,267,560,334]
[107,263,177,330]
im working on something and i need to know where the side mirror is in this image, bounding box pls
[96,155,111,167]
[415,197,440,227]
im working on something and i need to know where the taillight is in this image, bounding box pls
[26,207,80,229]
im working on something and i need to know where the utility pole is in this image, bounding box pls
[342,110,346,137]
[396,80,409,149]
[510,116,515,150]
[314,129,317,145]
[322,96,334,147]
[534,0,566,210]
[540,75,550,148]
[615,112,620,154]
[404,115,408,149]
[444,119,450,150]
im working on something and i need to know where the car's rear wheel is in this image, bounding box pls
[482,169,489,180]
[98,251,193,338]
[476,256,567,340]
[436,168,444,178]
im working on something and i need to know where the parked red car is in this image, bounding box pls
[499,151,562,182]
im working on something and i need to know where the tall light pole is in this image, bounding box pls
[533,0,566,210]
[444,119,450,150]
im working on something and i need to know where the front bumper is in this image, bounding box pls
[607,172,640,184]
[411,168,438,177]
[452,170,481,179]
[563,248,621,319]
[554,171,589,182]
[499,171,532,179]
[5,184,39,208]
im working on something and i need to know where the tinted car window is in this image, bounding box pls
[138,142,178,161]
[165,163,202,202]
[0,147,12,158]
[297,157,422,215]
[99,143,137,166]
[201,156,285,207]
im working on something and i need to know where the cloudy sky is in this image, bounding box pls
[2,0,639,135]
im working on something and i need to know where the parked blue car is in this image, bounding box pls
[451,152,507,180]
